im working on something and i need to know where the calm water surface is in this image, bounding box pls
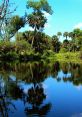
[0,61,82,117]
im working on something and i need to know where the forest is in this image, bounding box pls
[0,0,82,61]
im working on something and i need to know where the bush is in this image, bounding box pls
[15,40,32,53]
[79,51,82,59]
[59,48,68,53]
[42,50,55,59]
[1,52,19,60]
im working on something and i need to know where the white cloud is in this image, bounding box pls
[74,22,82,29]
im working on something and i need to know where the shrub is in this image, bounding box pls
[59,48,68,53]
[79,51,82,59]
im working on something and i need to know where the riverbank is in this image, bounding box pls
[47,52,82,63]
[0,51,82,63]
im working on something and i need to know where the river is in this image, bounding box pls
[0,61,82,117]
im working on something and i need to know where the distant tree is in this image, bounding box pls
[63,32,69,40]
[69,32,74,39]
[73,28,81,38]
[57,32,62,39]
[70,29,82,51]
[51,35,61,53]
[62,39,70,51]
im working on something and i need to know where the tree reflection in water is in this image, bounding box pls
[0,61,52,116]
[0,61,82,116]
[25,83,51,117]
[0,76,16,117]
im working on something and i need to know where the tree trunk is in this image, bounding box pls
[31,25,37,48]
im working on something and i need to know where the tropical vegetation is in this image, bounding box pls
[0,0,82,61]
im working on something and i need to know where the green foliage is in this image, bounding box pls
[63,32,69,40]
[55,52,80,62]
[1,0,82,61]
[51,35,61,52]
[0,41,15,53]
[7,15,25,38]
[0,41,17,60]
[15,40,33,54]
[3,51,19,60]
[27,0,53,31]
[27,12,47,30]
[15,32,24,41]
[62,39,70,51]
[42,50,55,59]
[26,0,53,48]
[80,46,82,51]
[59,48,68,53]
[57,32,62,38]
[79,51,82,59]
[27,0,53,14]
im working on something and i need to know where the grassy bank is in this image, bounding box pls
[55,52,82,62]
[46,52,82,63]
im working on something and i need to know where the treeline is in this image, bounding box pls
[0,28,82,61]
[0,0,82,61]
[15,28,82,53]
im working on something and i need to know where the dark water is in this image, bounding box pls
[0,61,82,117]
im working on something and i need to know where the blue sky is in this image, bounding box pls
[13,0,82,39]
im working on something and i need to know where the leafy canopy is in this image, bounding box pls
[27,0,53,14]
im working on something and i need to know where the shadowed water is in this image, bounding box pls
[0,61,82,117]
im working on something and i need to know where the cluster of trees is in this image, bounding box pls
[0,0,54,60]
[15,28,82,54]
[57,29,82,53]
[0,0,82,61]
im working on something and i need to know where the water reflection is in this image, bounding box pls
[25,84,51,117]
[0,76,16,117]
[0,61,82,116]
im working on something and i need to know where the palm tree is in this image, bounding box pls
[26,0,53,48]
[69,32,74,39]
[57,32,62,40]
[52,35,60,52]
[63,32,69,40]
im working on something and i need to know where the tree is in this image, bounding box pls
[26,0,53,48]
[73,28,81,38]
[51,35,61,53]
[0,0,17,40]
[69,32,74,39]
[7,15,25,39]
[69,29,82,51]
[15,32,24,41]
[0,1,26,40]
[63,32,69,40]
[0,0,9,39]
[57,32,62,40]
